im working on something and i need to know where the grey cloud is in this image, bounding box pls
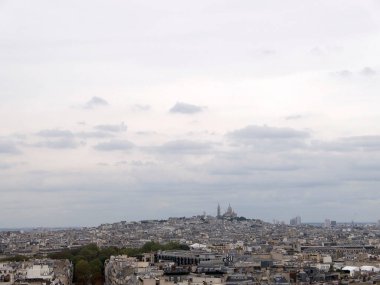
[4,1,380,226]
[130,160,155,166]
[198,149,304,178]
[334,70,353,78]
[310,47,324,56]
[114,160,155,167]
[169,102,205,114]
[94,140,134,151]
[315,135,380,152]
[0,141,20,154]
[84,96,109,109]
[332,67,376,78]
[132,104,151,111]
[76,131,115,139]
[0,161,25,170]
[189,151,344,195]
[360,67,376,76]
[155,140,213,154]
[0,162,13,169]
[94,122,127,133]
[228,125,310,140]
[34,139,81,149]
[4,137,380,225]
[226,125,310,151]
[351,161,380,171]
[311,46,344,56]
[135,131,157,136]
[285,114,303,120]
[37,129,114,140]
[260,49,276,55]
[208,161,299,176]
[37,129,74,138]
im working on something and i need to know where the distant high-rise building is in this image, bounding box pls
[217,203,221,219]
[324,219,331,228]
[331,220,337,227]
[290,216,301,226]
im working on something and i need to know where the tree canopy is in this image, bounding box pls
[48,241,189,285]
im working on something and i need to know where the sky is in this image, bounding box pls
[1,0,380,227]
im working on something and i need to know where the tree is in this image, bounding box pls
[89,259,103,284]
[79,245,99,261]
[75,260,91,285]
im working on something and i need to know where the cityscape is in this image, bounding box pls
[2,1,380,285]
[1,205,380,285]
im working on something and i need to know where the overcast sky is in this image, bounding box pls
[1,0,380,227]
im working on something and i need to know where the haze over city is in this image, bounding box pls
[1,0,380,227]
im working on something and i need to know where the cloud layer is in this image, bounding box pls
[169,102,205,114]
[1,0,380,227]
[84,97,109,109]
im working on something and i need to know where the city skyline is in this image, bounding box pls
[1,1,380,227]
